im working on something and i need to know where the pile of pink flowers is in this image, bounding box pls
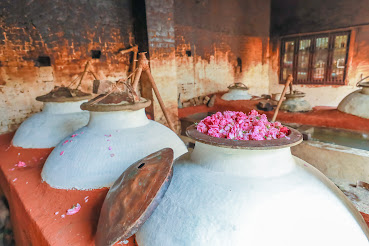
[196,110,290,140]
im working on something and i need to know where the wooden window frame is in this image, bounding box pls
[280,31,351,85]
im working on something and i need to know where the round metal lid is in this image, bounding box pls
[285,92,306,99]
[228,82,249,90]
[36,86,92,102]
[80,93,151,112]
[95,148,174,246]
[186,125,303,150]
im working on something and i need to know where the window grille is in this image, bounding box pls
[280,31,350,85]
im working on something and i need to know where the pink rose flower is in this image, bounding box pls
[196,110,289,141]
[66,203,81,215]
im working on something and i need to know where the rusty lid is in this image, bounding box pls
[95,148,174,246]
[228,82,249,90]
[36,86,92,102]
[80,93,151,112]
[186,125,302,150]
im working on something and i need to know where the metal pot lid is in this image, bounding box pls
[228,82,249,90]
[36,86,92,102]
[80,93,151,112]
[95,148,174,246]
[186,125,302,150]
[285,92,306,99]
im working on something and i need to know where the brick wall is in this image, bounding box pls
[145,0,179,129]
[0,0,134,133]
[174,0,271,101]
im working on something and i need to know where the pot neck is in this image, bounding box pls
[87,108,149,130]
[42,101,87,114]
[190,142,295,178]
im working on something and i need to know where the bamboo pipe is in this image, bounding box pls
[138,53,176,132]
[271,74,293,122]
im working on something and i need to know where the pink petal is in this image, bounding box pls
[71,134,78,138]
[55,211,59,215]
[84,196,89,203]
[62,140,69,145]
[110,154,115,157]
[61,214,65,218]
[17,161,26,167]
[12,178,17,182]
[60,151,64,156]
[66,203,81,215]
[9,168,15,171]
[108,146,112,150]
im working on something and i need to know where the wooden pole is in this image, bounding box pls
[76,61,90,89]
[272,74,293,122]
[131,46,138,84]
[137,53,176,132]
[132,67,143,93]
[119,45,139,85]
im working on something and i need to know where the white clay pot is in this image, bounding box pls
[41,108,188,190]
[280,96,312,112]
[136,126,369,246]
[221,83,252,101]
[338,84,369,119]
[12,101,89,148]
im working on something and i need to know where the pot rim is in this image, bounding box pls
[36,86,92,102]
[186,125,303,150]
[80,94,151,112]
[359,81,369,88]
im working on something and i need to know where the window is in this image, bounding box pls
[280,32,350,85]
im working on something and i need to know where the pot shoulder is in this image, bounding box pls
[136,156,369,246]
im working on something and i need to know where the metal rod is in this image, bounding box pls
[272,74,293,122]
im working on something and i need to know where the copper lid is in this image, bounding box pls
[228,82,249,90]
[36,86,92,102]
[186,125,302,150]
[80,93,151,112]
[95,148,174,246]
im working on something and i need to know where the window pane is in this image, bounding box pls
[297,39,311,80]
[331,34,348,81]
[312,37,329,80]
[282,41,294,80]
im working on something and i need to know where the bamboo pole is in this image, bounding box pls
[272,74,293,122]
[137,53,176,132]
[75,61,90,89]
